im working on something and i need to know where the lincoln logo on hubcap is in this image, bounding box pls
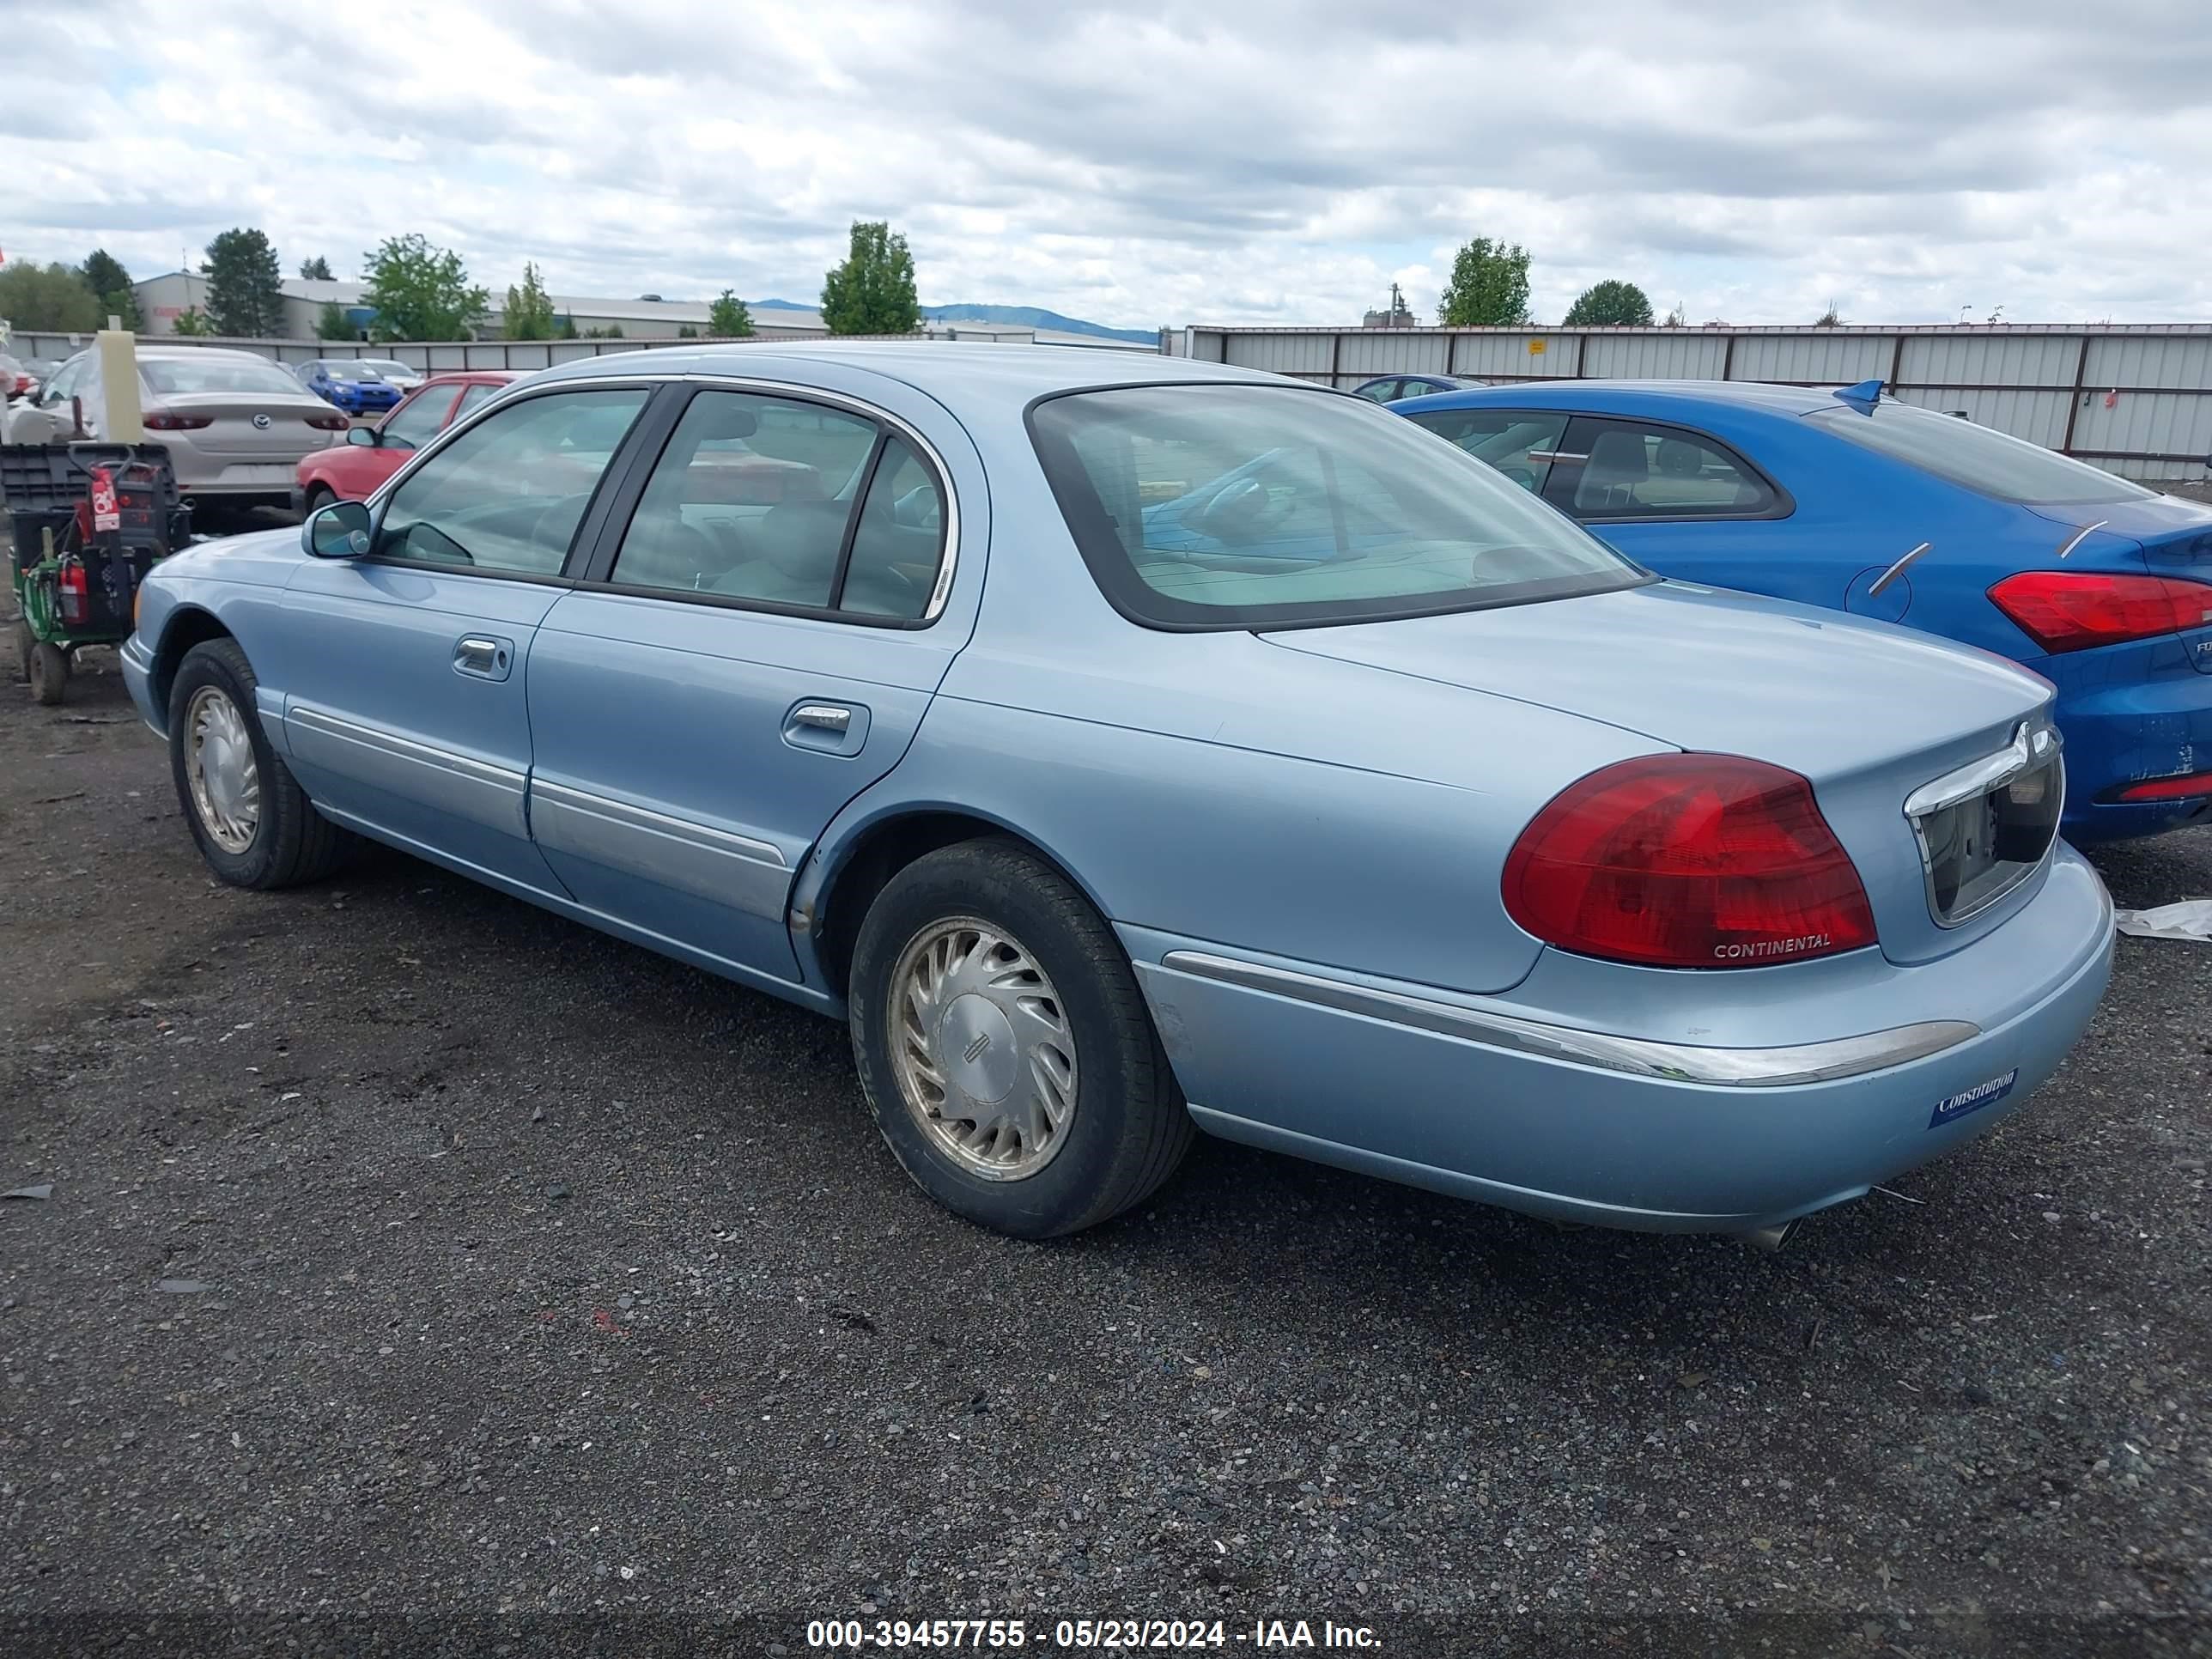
[963,1032,993,1064]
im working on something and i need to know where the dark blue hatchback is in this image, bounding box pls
[1393,379,2212,841]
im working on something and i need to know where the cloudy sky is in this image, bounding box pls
[7,0,2210,330]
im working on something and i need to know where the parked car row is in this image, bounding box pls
[124,343,2122,1252]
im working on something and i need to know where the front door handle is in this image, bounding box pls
[453,635,514,681]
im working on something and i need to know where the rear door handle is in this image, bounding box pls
[453,635,514,681]
[783,699,869,754]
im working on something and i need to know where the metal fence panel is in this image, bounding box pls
[1214,331,1336,377]
[2084,333,2212,392]
[1899,331,2079,391]
[1333,331,1454,377]
[1728,332,1892,384]
[1579,331,1729,380]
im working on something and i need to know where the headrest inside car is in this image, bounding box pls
[690,401,759,441]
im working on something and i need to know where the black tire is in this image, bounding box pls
[167,637,353,889]
[848,838,1194,1237]
[28,641,69,706]
[305,483,337,514]
[12,617,33,683]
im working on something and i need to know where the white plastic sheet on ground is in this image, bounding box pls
[2112,900,2212,942]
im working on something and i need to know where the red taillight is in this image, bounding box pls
[2111,771,2212,803]
[306,412,349,431]
[143,411,215,431]
[1503,754,1878,969]
[1990,571,2212,654]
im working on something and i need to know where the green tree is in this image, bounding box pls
[1814,301,1842,326]
[555,314,579,340]
[0,261,105,331]
[1436,236,1533,327]
[502,261,556,340]
[78,249,143,329]
[202,228,285,336]
[580,324,625,339]
[315,301,354,340]
[359,234,489,342]
[820,221,921,335]
[170,307,216,337]
[1562,279,1655,327]
[707,289,754,337]
[676,324,698,338]
[299,256,335,281]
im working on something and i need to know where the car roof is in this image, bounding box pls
[1395,378,1840,417]
[533,341,1286,405]
[138,345,273,362]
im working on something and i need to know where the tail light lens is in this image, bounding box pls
[306,412,349,431]
[143,412,214,431]
[2109,771,2212,803]
[1504,755,1878,969]
[1990,571,2212,653]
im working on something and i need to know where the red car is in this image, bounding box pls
[292,371,520,512]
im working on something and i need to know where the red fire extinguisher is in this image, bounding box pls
[58,559,89,626]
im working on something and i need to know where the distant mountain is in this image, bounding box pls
[748,296,1154,344]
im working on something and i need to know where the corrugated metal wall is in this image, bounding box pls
[1176,325,2212,480]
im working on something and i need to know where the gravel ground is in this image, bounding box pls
[2,624,2209,1656]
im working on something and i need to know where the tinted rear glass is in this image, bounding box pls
[1030,384,1644,629]
[1812,400,2154,505]
[142,358,307,397]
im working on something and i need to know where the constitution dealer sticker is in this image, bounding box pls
[1929,1068,2019,1128]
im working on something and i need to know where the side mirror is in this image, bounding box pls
[303,499,373,560]
[344,425,378,447]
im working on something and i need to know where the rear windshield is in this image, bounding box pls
[1811,399,2154,505]
[141,358,307,397]
[1028,384,1644,629]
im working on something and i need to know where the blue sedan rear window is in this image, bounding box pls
[1812,400,2154,505]
[1029,385,1646,629]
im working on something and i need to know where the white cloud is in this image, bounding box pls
[5,0,2210,326]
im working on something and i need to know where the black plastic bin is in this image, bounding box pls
[0,444,180,515]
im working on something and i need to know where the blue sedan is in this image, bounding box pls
[296,357,405,418]
[1393,380,2212,841]
[121,347,2112,1244]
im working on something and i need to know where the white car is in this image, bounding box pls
[33,347,347,509]
[356,357,423,392]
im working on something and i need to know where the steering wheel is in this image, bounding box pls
[893,485,941,532]
[1498,464,1539,492]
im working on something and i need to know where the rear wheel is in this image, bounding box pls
[28,641,69,706]
[168,637,352,889]
[848,839,1193,1238]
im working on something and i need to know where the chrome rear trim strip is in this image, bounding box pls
[1158,951,1979,1088]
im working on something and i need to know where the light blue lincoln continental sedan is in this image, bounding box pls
[122,344,2115,1245]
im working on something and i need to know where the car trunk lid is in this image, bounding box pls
[166,395,336,458]
[2026,497,2212,670]
[1261,580,2060,965]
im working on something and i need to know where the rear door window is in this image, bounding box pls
[1555,417,1781,520]
[1401,408,1571,494]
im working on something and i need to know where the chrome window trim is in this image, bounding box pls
[1905,719,2064,928]
[1158,951,1979,1087]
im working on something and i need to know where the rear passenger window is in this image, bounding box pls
[610,390,949,621]
[1568,421,1777,519]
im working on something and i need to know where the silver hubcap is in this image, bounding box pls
[184,685,261,854]
[890,918,1078,1181]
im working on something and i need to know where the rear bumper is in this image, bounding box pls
[1127,848,2114,1232]
[2046,649,2212,841]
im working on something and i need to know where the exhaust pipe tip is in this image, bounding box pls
[1739,1218,1802,1253]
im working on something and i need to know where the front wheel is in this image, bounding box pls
[848,839,1194,1238]
[304,483,337,514]
[167,637,353,888]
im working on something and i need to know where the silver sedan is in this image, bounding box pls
[32,346,347,508]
